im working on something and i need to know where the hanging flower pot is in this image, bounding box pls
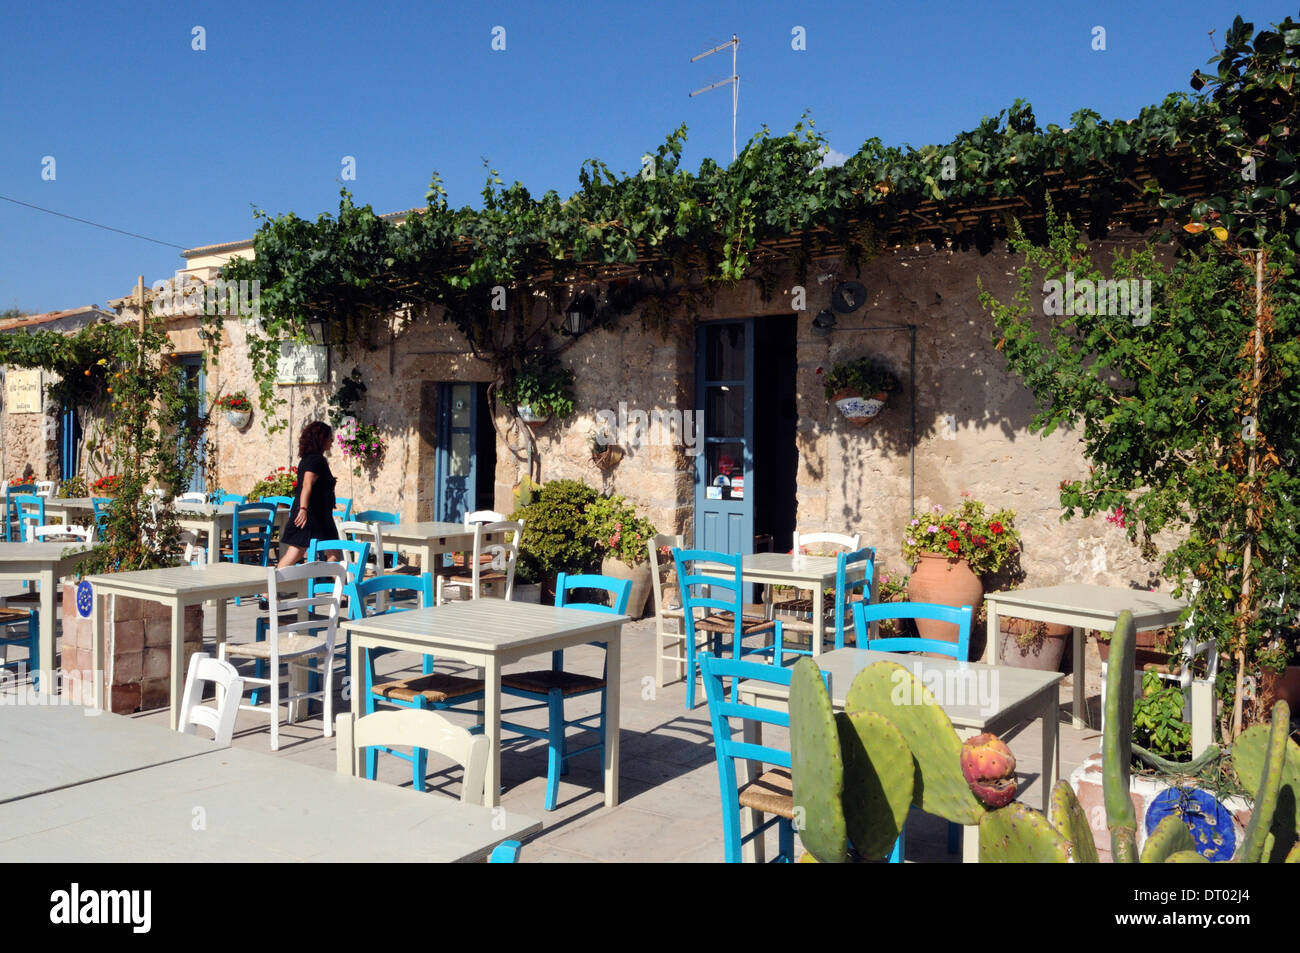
[215,392,253,430]
[832,389,889,426]
[225,409,251,430]
[822,355,897,427]
[516,404,551,426]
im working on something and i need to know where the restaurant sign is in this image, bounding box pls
[5,369,43,413]
[276,343,328,384]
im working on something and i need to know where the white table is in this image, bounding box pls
[703,552,864,656]
[0,705,223,804]
[0,541,95,696]
[343,598,627,808]
[39,497,97,525]
[738,647,1062,863]
[174,502,288,564]
[380,520,506,572]
[0,734,540,862]
[84,563,272,729]
[984,584,1187,729]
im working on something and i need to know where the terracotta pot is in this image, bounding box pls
[512,582,541,604]
[832,389,888,426]
[1095,627,1172,667]
[906,553,983,648]
[999,618,1070,672]
[600,556,652,619]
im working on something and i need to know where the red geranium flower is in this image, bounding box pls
[946,539,960,553]
[990,522,1004,535]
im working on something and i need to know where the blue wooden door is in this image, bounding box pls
[694,320,754,554]
[178,356,206,494]
[435,382,479,522]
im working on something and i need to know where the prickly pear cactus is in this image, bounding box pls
[1141,813,1197,863]
[1049,780,1099,863]
[978,802,1071,863]
[789,658,848,863]
[1231,701,1299,861]
[837,710,913,860]
[1164,850,1211,863]
[1102,611,1139,863]
[1235,701,1293,863]
[843,660,985,825]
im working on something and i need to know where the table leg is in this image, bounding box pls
[740,708,764,863]
[38,569,56,698]
[1072,626,1086,730]
[812,585,825,657]
[604,628,621,809]
[1041,684,1059,813]
[207,518,220,564]
[91,586,105,711]
[350,637,364,775]
[963,823,979,863]
[986,601,1000,665]
[213,596,227,653]
[484,656,502,807]
[168,596,184,731]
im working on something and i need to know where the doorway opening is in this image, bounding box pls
[752,317,797,553]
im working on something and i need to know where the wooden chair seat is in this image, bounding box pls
[695,613,777,636]
[500,670,606,696]
[440,569,508,585]
[737,767,795,819]
[1,592,40,606]
[224,634,326,660]
[372,672,485,704]
[0,606,33,623]
[771,595,815,614]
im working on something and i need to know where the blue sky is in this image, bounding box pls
[1,0,1293,313]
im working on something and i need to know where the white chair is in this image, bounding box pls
[335,709,490,805]
[436,520,523,604]
[26,523,96,544]
[648,533,688,687]
[34,481,56,498]
[340,519,388,574]
[219,561,347,751]
[177,652,245,745]
[771,530,863,636]
[181,530,207,566]
[175,491,208,504]
[464,510,507,525]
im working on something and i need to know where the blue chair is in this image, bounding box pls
[489,841,522,863]
[222,502,276,567]
[0,608,38,679]
[499,572,631,811]
[12,495,46,542]
[214,490,246,505]
[699,651,830,863]
[259,495,294,512]
[90,497,112,536]
[671,549,783,709]
[833,547,875,650]
[852,599,975,859]
[3,484,36,541]
[358,573,487,790]
[334,497,353,521]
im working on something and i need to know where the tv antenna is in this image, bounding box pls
[689,34,738,162]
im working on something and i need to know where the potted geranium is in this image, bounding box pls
[821,355,898,425]
[902,498,1020,647]
[245,465,298,502]
[215,391,253,429]
[584,494,658,618]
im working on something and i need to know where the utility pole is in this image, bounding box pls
[689,34,739,162]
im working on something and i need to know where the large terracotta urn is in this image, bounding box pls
[906,553,984,649]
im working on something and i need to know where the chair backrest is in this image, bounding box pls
[348,571,435,620]
[306,538,372,597]
[648,533,686,614]
[214,491,246,505]
[230,502,276,565]
[464,509,506,526]
[555,572,633,616]
[672,548,746,642]
[336,709,490,805]
[792,530,861,554]
[27,523,95,545]
[90,497,112,533]
[177,652,245,745]
[471,520,523,599]
[833,547,876,649]
[175,491,208,504]
[354,509,399,525]
[34,481,56,498]
[334,497,354,520]
[4,485,36,541]
[259,495,294,511]
[13,494,46,537]
[852,601,975,661]
[266,561,347,650]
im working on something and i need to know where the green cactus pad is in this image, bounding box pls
[843,660,985,825]
[837,710,913,861]
[1285,840,1300,863]
[789,657,848,863]
[1236,701,1292,864]
[1231,701,1299,859]
[978,803,1071,863]
[1102,611,1138,862]
[1140,813,1196,863]
[1164,850,1211,863]
[1049,780,1099,863]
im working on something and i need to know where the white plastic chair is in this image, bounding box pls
[335,709,490,805]
[219,561,347,751]
[26,523,96,544]
[177,652,245,745]
[436,520,523,604]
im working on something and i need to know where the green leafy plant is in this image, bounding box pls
[57,476,87,498]
[1132,669,1193,761]
[901,499,1021,578]
[246,466,298,502]
[584,494,658,566]
[821,356,898,400]
[500,351,576,420]
[508,479,602,583]
[327,367,367,428]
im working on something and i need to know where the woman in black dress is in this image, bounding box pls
[276,420,340,568]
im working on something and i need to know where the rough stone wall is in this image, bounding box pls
[1,373,59,482]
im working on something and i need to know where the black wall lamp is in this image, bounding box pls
[563,292,596,335]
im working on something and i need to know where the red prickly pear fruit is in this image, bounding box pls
[960,732,1018,809]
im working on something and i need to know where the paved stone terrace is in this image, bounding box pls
[1,587,1106,862]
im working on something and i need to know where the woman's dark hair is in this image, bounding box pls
[298,421,333,457]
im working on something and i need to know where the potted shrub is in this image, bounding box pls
[821,355,898,426]
[215,391,252,429]
[245,466,298,503]
[585,494,658,618]
[902,498,1020,647]
[509,479,602,603]
[57,475,88,498]
[501,351,575,426]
